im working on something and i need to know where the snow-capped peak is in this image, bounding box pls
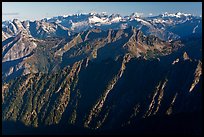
[89,12,97,16]
[162,12,192,18]
[63,15,69,18]
[175,12,191,16]
[130,12,143,18]
[108,14,122,23]
[88,15,109,24]
[128,12,144,21]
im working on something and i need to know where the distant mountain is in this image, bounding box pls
[2,12,202,41]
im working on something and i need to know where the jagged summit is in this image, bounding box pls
[130,12,143,18]
[183,52,190,60]
[161,12,192,18]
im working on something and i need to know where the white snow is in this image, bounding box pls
[71,21,89,28]
[172,58,179,65]
[135,18,152,26]
[162,12,191,18]
[88,16,109,24]
[10,23,18,33]
[63,15,69,18]
[110,16,122,23]
[153,18,167,23]
[192,25,198,33]
[131,12,143,18]
[56,86,62,93]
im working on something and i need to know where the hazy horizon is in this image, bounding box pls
[2,2,202,21]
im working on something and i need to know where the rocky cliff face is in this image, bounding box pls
[2,27,180,82]
[2,50,202,129]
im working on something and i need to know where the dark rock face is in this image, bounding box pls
[2,25,202,135]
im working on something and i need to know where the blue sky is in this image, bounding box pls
[2,2,202,21]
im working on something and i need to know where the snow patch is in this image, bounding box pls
[192,25,198,33]
[89,16,109,24]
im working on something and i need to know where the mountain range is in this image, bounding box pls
[2,12,202,135]
[2,12,202,41]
